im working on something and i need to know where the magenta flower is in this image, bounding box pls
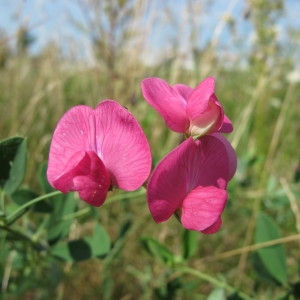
[147,133,237,233]
[141,77,233,138]
[47,100,152,207]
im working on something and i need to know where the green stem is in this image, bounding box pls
[0,189,5,213]
[0,224,47,251]
[6,190,62,224]
[32,216,49,242]
[104,188,145,205]
[175,267,255,300]
[61,207,90,221]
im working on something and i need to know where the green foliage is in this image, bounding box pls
[255,213,287,285]
[51,223,110,261]
[182,229,198,259]
[207,288,226,300]
[141,236,175,265]
[0,134,113,297]
[0,137,27,195]
[46,193,78,244]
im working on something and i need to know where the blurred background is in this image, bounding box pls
[0,0,300,299]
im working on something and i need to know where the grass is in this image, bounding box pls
[1,0,300,299]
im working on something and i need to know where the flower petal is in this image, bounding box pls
[147,135,231,223]
[53,151,111,206]
[201,217,222,234]
[181,186,227,232]
[141,77,189,132]
[188,136,233,189]
[147,138,195,223]
[186,76,216,118]
[219,114,233,133]
[94,100,151,191]
[210,133,237,181]
[47,105,96,185]
[189,95,223,137]
[147,199,180,223]
[173,84,193,100]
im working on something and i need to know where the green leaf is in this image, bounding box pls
[207,288,226,300]
[255,212,287,285]
[51,239,92,261]
[11,188,52,213]
[86,223,111,257]
[51,223,111,261]
[0,137,27,195]
[47,192,77,244]
[252,252,279,286]
[6,188,40,222]
[141,236,174,265]
[11,188,39,206]
[182,229,198,259]
[39,162,54,194]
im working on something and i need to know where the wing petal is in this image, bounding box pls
[181,186,227,232]
[47,105,96,185]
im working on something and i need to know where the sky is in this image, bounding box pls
[0,0,299,64]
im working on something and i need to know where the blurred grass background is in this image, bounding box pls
[0,0,300,299]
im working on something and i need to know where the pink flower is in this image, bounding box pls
[47,100,152,207]
[147,133,237,233]
[141,77,233,138]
